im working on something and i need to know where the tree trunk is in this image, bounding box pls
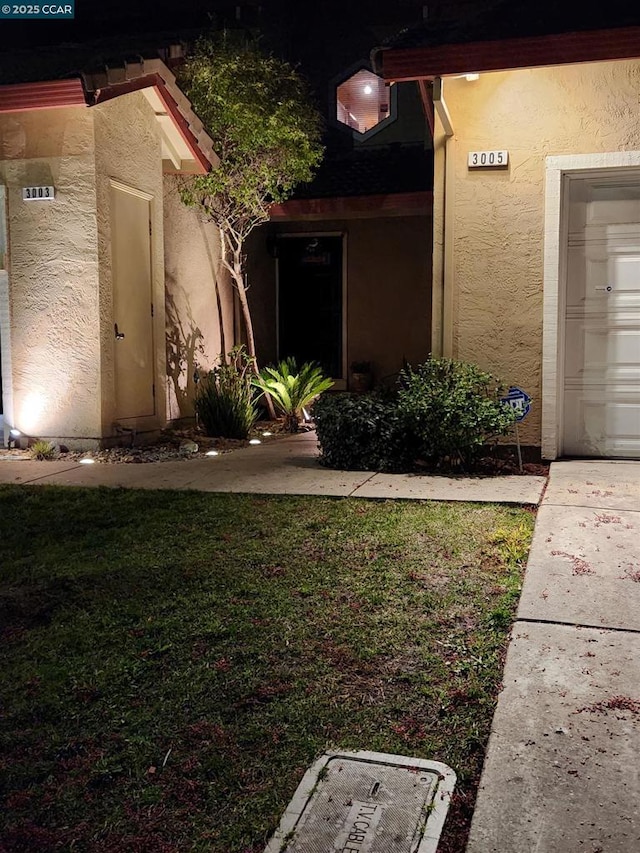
[226,233,276,420]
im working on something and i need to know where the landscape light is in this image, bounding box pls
[262,431,273,437]
[79,458,95,465]
[9,428,21,437]
[249,439,261,445]
[206,450,219,457]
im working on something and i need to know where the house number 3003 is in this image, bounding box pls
[22,186,55,201]
[467,150,508,169]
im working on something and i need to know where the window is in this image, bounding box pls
[335,69,394,138]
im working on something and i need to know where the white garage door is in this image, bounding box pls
[564,176,640,458]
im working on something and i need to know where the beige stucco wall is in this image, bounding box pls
[0,106,101,442]
[93,91,167,439]
[435,58,640,446]
[0,91,231,445]
[247,214,432,384]
[163,178,236,422]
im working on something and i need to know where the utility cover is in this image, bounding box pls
[264,750,456,853]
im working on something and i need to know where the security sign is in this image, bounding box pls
[501,386,531,422]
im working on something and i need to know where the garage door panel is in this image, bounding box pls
[565,319,640,384]
[568,180,640,231]
[566,245,640,309]
[564,389,640,458]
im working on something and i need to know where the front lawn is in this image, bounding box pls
[0,487,534,852]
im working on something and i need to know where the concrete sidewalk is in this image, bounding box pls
[467,461,640,852]
[0,431,546,504]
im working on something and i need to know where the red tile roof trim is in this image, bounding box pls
[269,191,432,220]
[382,25,640,81]
[91,73,210,174]
[0,78,86,113]
[154,81,211,174]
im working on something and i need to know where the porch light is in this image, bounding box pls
[206,450,219,456]
[465,73,480,81]
[363,84,373,94]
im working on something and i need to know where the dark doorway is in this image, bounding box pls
[277,235,344,379]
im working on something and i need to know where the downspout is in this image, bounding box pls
[432,77,454,357]
[375,43,456,359]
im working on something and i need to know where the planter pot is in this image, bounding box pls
[350,371,373,393]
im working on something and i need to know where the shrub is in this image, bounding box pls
[29,440,57,461]
[314,359,516,472]
[397,359,515,469]
[195,346,257,440]
[313,392,410,471]
[253,358,333,432]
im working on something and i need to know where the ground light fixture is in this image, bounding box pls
[249,439,261,445]
[79,458,95,465]
[262,431,273,437]
[206,450,219,457]
[8,428,22,449]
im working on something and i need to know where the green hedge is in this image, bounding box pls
[313,392,410,472]
[314,358,516,472]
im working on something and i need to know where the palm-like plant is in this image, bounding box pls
[253,358,334,431]
[195,346,258,439]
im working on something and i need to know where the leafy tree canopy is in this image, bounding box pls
[178,33,324,238]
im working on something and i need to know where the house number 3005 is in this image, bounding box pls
[467,150,508,169]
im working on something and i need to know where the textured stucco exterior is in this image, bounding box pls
[434,58,640,447]
[93,91,166,439]
[0,106,100,443]
[248,215,432,384]
[0,89,217,447]
[163,178,235,422]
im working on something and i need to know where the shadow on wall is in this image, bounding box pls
[165,285,206,420]
[196,215,230,361]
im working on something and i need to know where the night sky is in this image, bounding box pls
[2,1,639,61]
[1,1,497,49]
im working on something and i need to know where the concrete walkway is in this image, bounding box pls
[468,461,640,853]
[0,431,546,504]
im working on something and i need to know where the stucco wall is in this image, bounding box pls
[247,214,432,384]
[163,178,236,422]
[93,91,166,438]
[0,106,101,441]
[437,58,640,446]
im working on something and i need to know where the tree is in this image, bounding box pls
[177,34,324,383]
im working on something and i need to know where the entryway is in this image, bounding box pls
[110,181,155,424]
[276,234,345,381]
[543,153,640,460]
[563,175,640,458]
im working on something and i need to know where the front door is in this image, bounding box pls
[563,176,640,457]
[111,182,155,422]
[277,235,344,379]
